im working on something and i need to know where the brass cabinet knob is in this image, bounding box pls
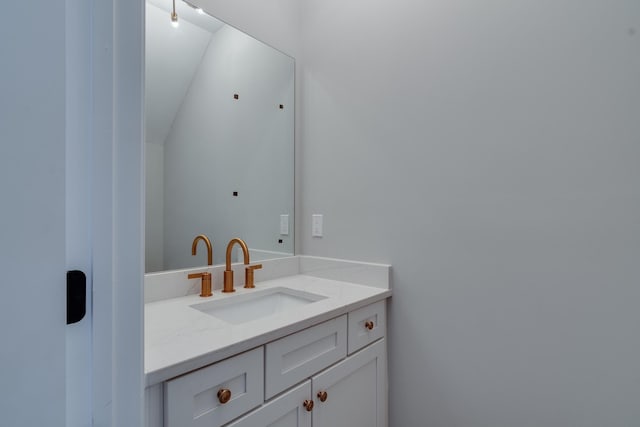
[365,320,375,330]
[303,399,314,412]
[217,389,231,404]
[317,390,328,402]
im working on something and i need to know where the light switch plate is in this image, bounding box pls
[312,214,323,237]
[280,214,289,235]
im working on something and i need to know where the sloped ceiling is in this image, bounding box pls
[145,1,224,145]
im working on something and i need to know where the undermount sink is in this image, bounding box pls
[190,287,327,324]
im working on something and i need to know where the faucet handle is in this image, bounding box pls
[244,264,263,289]
[188,271,213,297]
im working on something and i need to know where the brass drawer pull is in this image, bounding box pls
[303,399,314,412]
[317,390,328,402]
[217,389,231,404]
[365,320,375,330]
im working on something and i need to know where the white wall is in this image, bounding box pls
[299,1,640,426]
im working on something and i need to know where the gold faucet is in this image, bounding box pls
[223,238,262,292]
[192,234,213,266]
[189,234,213,297]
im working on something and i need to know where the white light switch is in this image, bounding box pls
[280,214,289,235]
[312,214,323,237]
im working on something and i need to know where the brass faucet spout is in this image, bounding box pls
[225,237,249,270]
[223,238,253,293]
[192,234,213,266]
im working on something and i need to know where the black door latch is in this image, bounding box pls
[67,270,86,325]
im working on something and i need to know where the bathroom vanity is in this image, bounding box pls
[144,256,391,427]
[143,3,389,426]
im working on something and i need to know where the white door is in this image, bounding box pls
[1,1,144,426]
[0,2,70,426]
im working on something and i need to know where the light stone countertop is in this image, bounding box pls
[145,274,391,386]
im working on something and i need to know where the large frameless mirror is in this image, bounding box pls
[145,0,294,272]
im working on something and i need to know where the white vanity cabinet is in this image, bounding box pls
[145,300,388,427]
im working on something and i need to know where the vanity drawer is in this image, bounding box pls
[265,315,347,399]
[164,347,264,427]
[347,300,386,354]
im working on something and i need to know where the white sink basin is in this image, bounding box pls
[190,287,327,324]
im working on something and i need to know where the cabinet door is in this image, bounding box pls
[226,381,312,427]
[312,339,387,427]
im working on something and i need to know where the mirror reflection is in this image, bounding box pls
[145,0,294,273]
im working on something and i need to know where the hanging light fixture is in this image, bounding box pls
[170,0,179,28]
